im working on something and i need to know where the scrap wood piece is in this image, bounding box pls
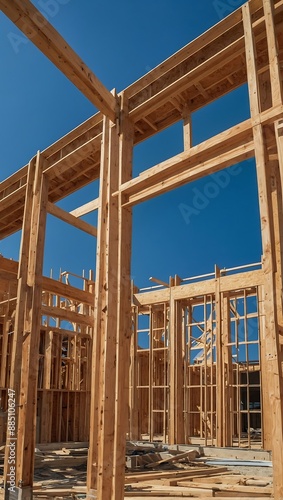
[186,473,272,486]
[177,481,273,495]
[196,457,272,467]
[34,453,87,469]
[124,492,205,497]
[33,486,88,497]
[243,479,272,487]
[145,450,199,468]
[37,442,89,452]
[125,466,228,484]
[129,452,163,468]
[181,473,242,484]
[125,482,213,494]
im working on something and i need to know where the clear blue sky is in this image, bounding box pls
[0,0,262,288]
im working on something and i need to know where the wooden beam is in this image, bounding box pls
[42,276,94,306]
[129,36,245,122]
[262,0,283,107]
[0,0,117,121]
[135,269,264,306]
[124,7,244,99]
[183,108,192,150]
[47,201,97,237]
[44,134,102,180]
[87,111,120,499]
[243,4,283,498]
[168,275,185,444]
[112,94,134,499]
[276,120,283,191]
[3,156,37,493]
[215,266,223,447]
[125,141,254,206]
[4,152,49,495]
[222,295,233,447]
[127,0,283,121]
[117,119,254,203]
[169,279,176,445]
[42,305,93,327]
[70,198,100,218]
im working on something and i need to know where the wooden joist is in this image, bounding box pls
[47,201,97,237]
[70,198,100,218]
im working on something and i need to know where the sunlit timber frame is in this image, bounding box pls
[0,0,283,499]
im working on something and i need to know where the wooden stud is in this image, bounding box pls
[112,93,134,499]
[3,152,49,493]
[243,3,283,497]
[169,276,185,444]
[183,108,192,150]
[47,202,97,237]
[262,0,283,107]
[215,266,223,447]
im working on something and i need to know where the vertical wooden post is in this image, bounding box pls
[243,4,283,498]
[87,111,119,498]
[4,152,48,497]
[215,265,223,447]
[222,295,233,447]
[262,0,283,107]
[169,276,184,444]
[175,276,185,444]
[40,328,53,443]
[0,306,10,388]
[87,93,133,500]
[169,277,176,444]
[112,93,134,499]
[183,107,192,150]
[129,302,139,440]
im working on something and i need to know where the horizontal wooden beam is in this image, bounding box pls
[125,0,279,101]
[47,201,97,237]
[126,141,254,206]
[125,8,243,99]
[40,325,91,338]
[0,185,26,212]
[117,119,254,204]
[42,276,94,306]
[135,269,264,306]
[42,304,94,327]
[44,134,102,181]
[130,36,245,122]
[0,0,117,122]
[0,256,18,275]
[70,198,100,218]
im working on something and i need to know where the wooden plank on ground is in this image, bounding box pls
[145,450,199,468]
[125,466,228,484]
[177,482,273,495]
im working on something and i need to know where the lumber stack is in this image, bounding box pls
[27,446,274,499]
